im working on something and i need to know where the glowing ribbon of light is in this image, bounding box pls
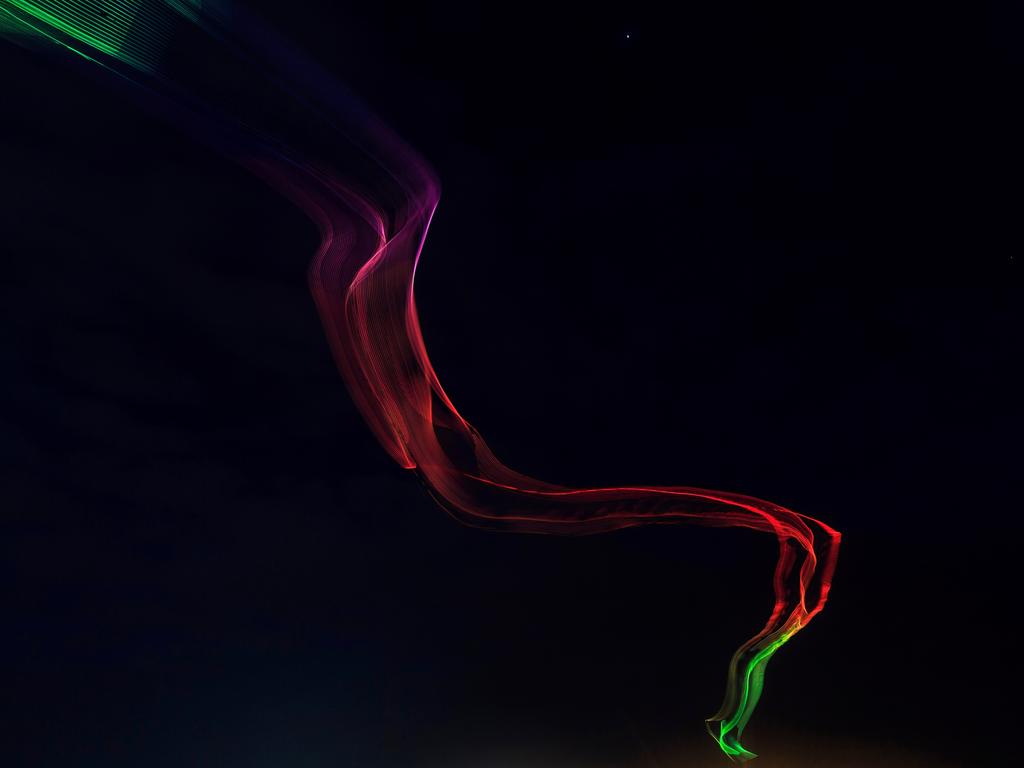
[1,2,841,761]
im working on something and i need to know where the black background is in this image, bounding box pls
[1,2,1020,766]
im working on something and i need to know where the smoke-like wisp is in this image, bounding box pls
[1,1,841,761]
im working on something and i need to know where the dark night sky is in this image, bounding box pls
[1,2,1020,766]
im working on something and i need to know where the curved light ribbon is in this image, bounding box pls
[1,1,841,760]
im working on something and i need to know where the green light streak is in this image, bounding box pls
[707,620,804,762]
[0,0,172,71]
